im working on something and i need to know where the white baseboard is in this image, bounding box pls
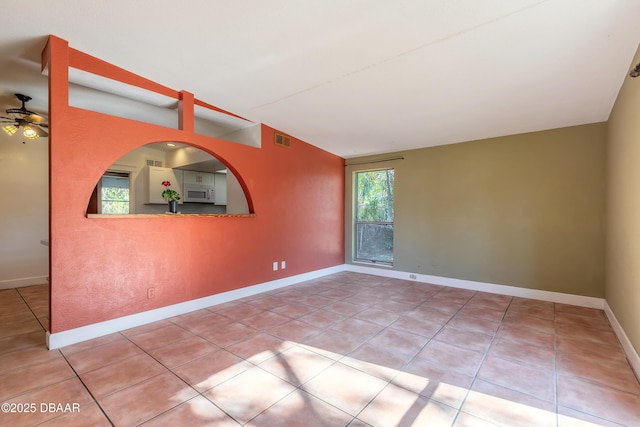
[346,264,640,371]
[603,301,640,382]
[47,264,346,350]
[46,262,640,376]
[0,275,49,290]
[345,264,604,308]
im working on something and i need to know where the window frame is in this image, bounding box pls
[353,168,395,265]
[98,170,131,214]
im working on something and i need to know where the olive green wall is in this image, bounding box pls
[606,45,640,356]
[346,123,606,297]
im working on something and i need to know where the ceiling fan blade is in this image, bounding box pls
[27,113,45,123]
[4,95,49,138]
[6,110,28,120]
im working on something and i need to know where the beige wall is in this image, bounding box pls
[0,133,49,289]
[606,45,640,355]
[346,123,606,297]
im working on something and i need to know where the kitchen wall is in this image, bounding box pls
[103,144,232,215]
[0,132,49,289]
[346,123,606,298]
[106,144,168,215]
[606,44,640,357]
[47,36,345,333]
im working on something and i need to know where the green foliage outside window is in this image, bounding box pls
[355,169,394,263]
[101,175,130,214]
[356,169,394,222]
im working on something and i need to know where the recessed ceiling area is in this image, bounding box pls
[0,0,639,158]
[144,142,227,173]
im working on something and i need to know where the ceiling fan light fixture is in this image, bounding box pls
[1,94,48,141]
[22,126,39,140]
[2,125,18,136]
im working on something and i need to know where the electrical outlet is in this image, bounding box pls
[409,274,417,280]
[273,262,279,271]
[281,261,286,269]
[147,287,155,299]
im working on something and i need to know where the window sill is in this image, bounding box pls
[352,260,394,268]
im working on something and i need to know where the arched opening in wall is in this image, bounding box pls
[86,142,251,215]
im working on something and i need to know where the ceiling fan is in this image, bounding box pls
[1,93,49,143]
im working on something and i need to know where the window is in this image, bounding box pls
[100,172,130,214]
[355,168,394,264]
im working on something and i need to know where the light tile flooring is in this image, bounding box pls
[1,272,639,426]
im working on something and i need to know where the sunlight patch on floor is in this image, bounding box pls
[181,340,612,426]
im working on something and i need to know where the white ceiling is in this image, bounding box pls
[1,0,639,158]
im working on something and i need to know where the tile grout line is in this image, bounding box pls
[358,278,558,423]
[350,286,469,422]
[121,322,246,426]
[14,287,47,333]
[19,276,637,425]
[234,292,363,423]
[176,303,363,425]
[3,286,115,425]
[553,306,640,425]
[156,310,368,425]
[57,350,115,427]
[444,290,508,426]
[211,278,407,424]
[294,279,494,423]
[335,284,493,424]
[63,324,208,426]
[288,278,396,425]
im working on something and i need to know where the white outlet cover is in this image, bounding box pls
[281,261,286,269]
[273,262,278,271]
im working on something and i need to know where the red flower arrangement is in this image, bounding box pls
[161,180,181,201]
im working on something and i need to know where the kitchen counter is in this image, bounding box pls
[87,213,255,219]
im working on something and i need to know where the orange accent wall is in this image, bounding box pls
[46,36,345,333]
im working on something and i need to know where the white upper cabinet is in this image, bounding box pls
[144,166,183,204]
[183,170,215,186]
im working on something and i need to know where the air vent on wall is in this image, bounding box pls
[274,132,291,148]
[146,159,163,167]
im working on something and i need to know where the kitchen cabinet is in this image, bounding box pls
[183,170,215,186]
[144,166,183,204]
[214,173,227,205]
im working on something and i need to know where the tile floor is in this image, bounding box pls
[1,272,639,426]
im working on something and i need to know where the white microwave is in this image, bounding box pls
[183,183,215,203]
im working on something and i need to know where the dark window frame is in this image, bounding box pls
[354,168,394,265]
